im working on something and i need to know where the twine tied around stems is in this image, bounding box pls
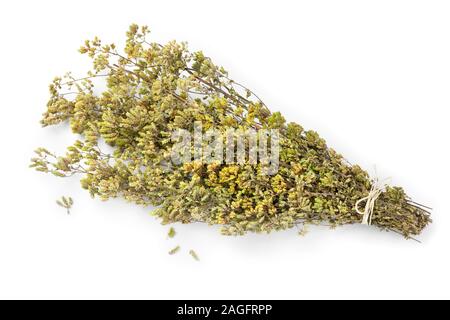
[355,178,390,225]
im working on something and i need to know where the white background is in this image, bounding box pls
[0,0,449,300]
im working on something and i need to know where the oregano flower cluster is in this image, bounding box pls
[30,24,431,238]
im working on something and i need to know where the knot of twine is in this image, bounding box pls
[355,178,389,225]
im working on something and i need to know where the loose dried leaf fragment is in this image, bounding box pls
[189,250,200,261]
[168,227,176,238]
[168,246,180,255]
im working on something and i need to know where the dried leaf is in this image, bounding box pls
[189,250,199,261]
[168,246,180,255]
[168,227,176,238]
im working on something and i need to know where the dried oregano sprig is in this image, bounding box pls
[56,196,73,214]
[31,24,431,239]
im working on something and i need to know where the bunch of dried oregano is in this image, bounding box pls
[30,25,431,239]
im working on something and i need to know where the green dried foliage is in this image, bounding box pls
[31,24,431,239]
[56,196,73,214]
